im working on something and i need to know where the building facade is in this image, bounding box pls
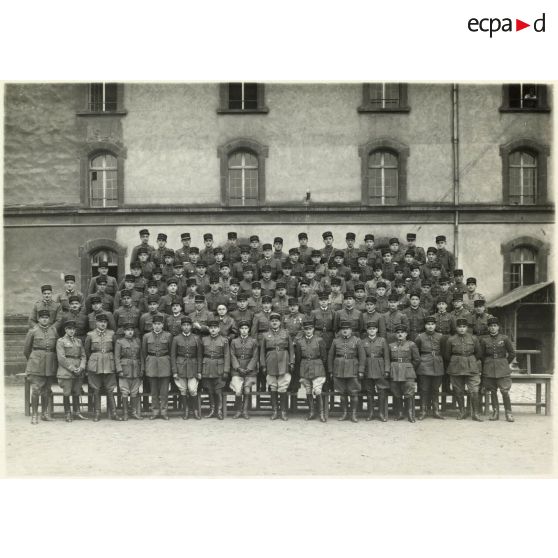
[3,82,554,369]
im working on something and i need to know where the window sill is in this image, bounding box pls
[76,110,128,117]
[499,107,551,113]
[358,106,410,113]
[216,107,269,115]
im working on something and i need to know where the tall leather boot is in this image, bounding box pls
[431,394,445,420]
[502,392,514,422]
[337,396,348,421]
[317,395,326,423]
[72,395,88,420]
[350,395,359,423]
[129,396,143,420]
[192,394,202,420]
[305,394,315,421]
[107,393,123,421]
[366,394,374,421]
[122,397,129,421]
[233,395,243,419]
[31,392,39,424]
[241,393,250,420]
[41,393,55,421]
[181,395,189,420]
[378,390,388,422]
[63,396,72,422]
[270,391,279,420]
[417,393,427,421]
[471,393,484,422]
[279,393,288,421]
[93,391,102,422]
[463,394,471,419]
[456,394,467,420]
[394,397,404,420]
[489,391,500,421]
[216,391,224,420]
[205,393,216,418]
[406,397,416,423]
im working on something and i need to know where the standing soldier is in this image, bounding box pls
[142,314,173,420]
[249,235,263,264]
[405,233,426,264]
[450,294,473,330]
[260,313,295,421]
[114,323,143,420]
[130,229,155,263]
[451,269,467,295]
[463,277,485,312]
[87,295,116,332]
[334,291,362,335]
[205,275,228,312]
[364,234,382,268]
[272,237,288,264]
[361,321,390,422]
[388,238,405,265]
[57,295,88,343]
[171,316,203,420]
[201,319,231,420]
[471,299,494,337]
[113,290,141,338]
[183,247,200,278]
[320,231,336,267]
[224,231,241,264]
[343,232,359,268]
[298,279,319,315]
[215,303,238,341]
[137,247,155,280]
[182,278,199,315]
[24,309,58,424]
[158,277,183,315]
[166,301,186,338]
[86,260,118,297]
[174,232,192,265]
[233,245,253,281]
[231,293,254,330]
[383,294,409,344]
[297,232,314,264]
[295,319,328,422]
[85,313,121,422]
[272,281,290,316]
[152,233,169,267]
[230,320,259,419]
[29,284,62,329]
[189,294,214,336]
[403,292,428,342]
[200,233,216,267]
[388,324,421,423]
[85,275,114,313]
[257,244,282,280]
[414,316,445,420]
[56,320,87,422]
[444,318,484,421]
[328,320,365,423]
[114,275,142,309]
[359,296,387,340]
[480,317,516,422]
[435,235,455,276]
[55,274,84,312]
[139,296,166,336]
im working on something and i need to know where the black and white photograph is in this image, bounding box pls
[2,80,554,476]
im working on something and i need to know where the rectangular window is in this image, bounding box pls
[89,83,118,112]
[501,84,550,112]
[509,151,537,205]
[218,83,269,114]
[368,83,401,109]
[510,263,536,289]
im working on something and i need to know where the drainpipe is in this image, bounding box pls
[451,84,460,267]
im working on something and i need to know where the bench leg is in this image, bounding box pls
[536,383,542,415]
[222,392,228,419]
[545,379,551,416]
[25,377,31,417]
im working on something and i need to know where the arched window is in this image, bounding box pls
[218,138,268,206]
[359,138,409,205]
[228,151,259,206]
[501,236,549,293]
[89,152,118,207]
[510,246,536,289]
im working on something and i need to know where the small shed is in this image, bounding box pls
[487,281,554,374]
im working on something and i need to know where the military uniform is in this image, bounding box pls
[310,305,336,350]
[472,311,495,337]
[142,327,173,419]
[115,335,143,420]
[231,307,254,330]
[359,310,387,340]
[251,309,273,342]
[444,328,483,420]
[403,305,428,341]
[57,309,88,342]
[334,306,362,335]
[361,334,390,421]
[230,332,259,418]
[113,304,141,337]
[24,318,58,422]
[451,306,474,330]
[29,298,62,329]
[384,308,410,344]
[217,315,237,341]
[85,290,114,313]
[257,257,282,280]
[139,309,167,336]
[189,307,214,336]
[272,294,290,317]
[166,312,186,337]
[88,307,116,332]
[87,273,118,297]
[388,336,420,421]
[298,292,319,315]
[201,330,231,419]
[130,230,155,263]
[55,289,84,312]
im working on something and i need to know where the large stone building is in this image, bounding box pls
[3,82,554,371]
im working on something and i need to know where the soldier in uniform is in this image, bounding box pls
[272,280,290,316]
[200,233,216,267]
[361,321,390,422]
[231,293,254,330]
[419,281,435,315]
[249,235,263,264]
[403,293,428,342]
[174,232,192,265]
[295,319,328,422]
[189,294,214,336]
[166,301,186,337]
[232,245,252,281]
[364,234,382,268]
[272,237,288,264]
[158,277,182,315]
[380,249,398,281]
[414,316,445,420]
[452,269,467,295]
[139,296,167,336]
[201,319,231,420]
[311,292,336,352]
[183,247,200,278]
[205,275,228,312]
[142,314,173,420]
[257,244,282,280]
[85,275,114,313]
[56,319,88,422]
[353,283,368,312]
[388,237,405,265]
[182,278,200,315]
[130,228,155,263]
[230,320,259,419]
[359,296,387,340]
[444,318,484,421]
[87,260,118,297]
[259,265,277,297]
[223,231,241,264]
[310,250,327,280]
[57,295,88,343]
[332,251,351,281]
[114,275,142,309]
[215,303,237,341]
[388,324,420,423]
[297,232,314,265]
[29,284,63,329]
[472,299,494,337]
[286,248,305,278]
[463,277,485,311]
[171,316,203,420]
[208,247,225,276]
[87,295,116,332]
[343,232,359,268]
[407,265,422,294]
[137,247,155,281]
[161,249,176,279]
[383,294,409,344]
[405,233,426,264]
[55,274,84,312]
[260,313,294,421]
[320,231,336,267]
[435,235,455,276]
[450,293,473,330]
[85,313,121,422]
[480,317,516,422]
[374,282,390,314]
[24,309,59,424]
[152,233,169,267]
[328,320,365,423]
[298,279,319,315]
[113,289,141,338]
[114,323,143,420]
[334,291,362,335]
[329,277,344,311]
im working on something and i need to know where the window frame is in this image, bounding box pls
[77,83,127,116]
[80,141,126,208]
[501,236,549,293]
[217,83,269,114]
[500,139,550,206]
[358,83,410,113]
[217,138,268,207]
[500,84,551,113]
[359,138,409,205]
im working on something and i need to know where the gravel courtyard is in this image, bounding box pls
[2,380,554,477]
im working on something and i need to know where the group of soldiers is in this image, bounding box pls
[24,229,516,425]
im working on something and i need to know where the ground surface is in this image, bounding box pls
[2,380,554,477]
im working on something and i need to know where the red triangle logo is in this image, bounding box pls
[516,19,530,31]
